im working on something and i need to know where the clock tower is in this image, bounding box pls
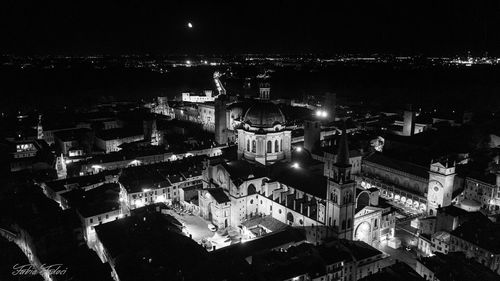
[325,127,355,240]
[427,159,456,215]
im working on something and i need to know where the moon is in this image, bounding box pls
[187,22,193,29]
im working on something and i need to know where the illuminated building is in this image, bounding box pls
[460,172,500,213]
[182,90,217,103]
[427,160,457,215]
[359,155,463,214]
[354,188,396,247]
[200,106,356,242]
[236,102,292,164]
[118,156,205,210]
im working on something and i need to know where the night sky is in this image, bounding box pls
[2,1,500,55]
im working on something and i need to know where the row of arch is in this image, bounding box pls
[360,180,427,212]
[390,193,427,211]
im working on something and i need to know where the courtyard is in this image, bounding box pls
[162,207,241,251]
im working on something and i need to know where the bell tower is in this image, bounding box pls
[427,159,456,215]
[325,126,355,240]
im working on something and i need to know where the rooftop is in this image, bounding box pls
[211,228,306,261]
[45,170,118,192]
[54,128,89,142]
[419,252,499,281]
[206,188,231,204]
[359,262,425,281]
[364,152,429,179]
[221,160,267,186]
[95,212,208,281]
[61,182,121,218]
[268,163,329,199]
[241,216,289,232]
[244,101,286,128]
[437,205,469,217]
[450,219,500,254]
[96,127,143,141]
[119,155,206,193]
[466,171,498,185]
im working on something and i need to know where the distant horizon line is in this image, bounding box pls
[0,51,494,58]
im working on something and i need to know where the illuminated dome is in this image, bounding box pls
[459,199,481,212]
[243,102,285,128]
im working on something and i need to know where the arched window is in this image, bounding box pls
[247,184,256,195]
[342,220,346,230]
[252,140,256,153]
[275,140,279,152]
[267,140,272,153]
[247,139,250,152]
[280,139,283,151]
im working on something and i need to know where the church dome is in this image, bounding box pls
[243,102,286,128]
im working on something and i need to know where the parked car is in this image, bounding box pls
[208,223,217,232]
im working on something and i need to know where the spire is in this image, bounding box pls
[335,124,350,167]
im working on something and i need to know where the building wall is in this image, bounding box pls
[415,261,436,281]
[463,177,500,212]
[427,163,456,215]
[95,134,144,153]
[431,236,449,254]
[198,104,215,132]
[82,208,123,248]
[353,208,382,247]
[418,236,433,256]
[324,153,362,177]
[237,129,291,164]
[182,91,216,103]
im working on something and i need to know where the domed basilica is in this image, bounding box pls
[236,102,292,165]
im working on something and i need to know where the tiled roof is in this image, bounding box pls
[451,219,500,254]
[419,252,499,281]
[364,153,429,179]
[268,163,328,199]
[207,188,230,204]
